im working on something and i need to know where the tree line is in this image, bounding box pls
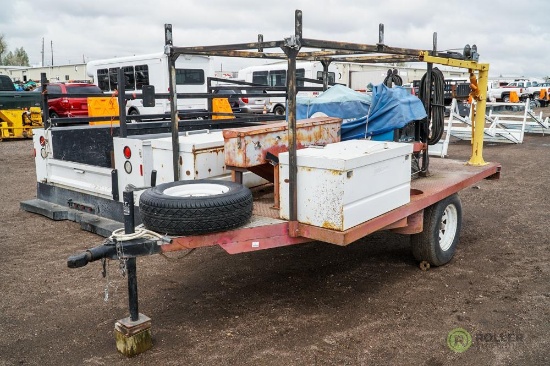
[0,34,30,66]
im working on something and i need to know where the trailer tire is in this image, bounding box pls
[139,180,253,236]
[411,193,462,267]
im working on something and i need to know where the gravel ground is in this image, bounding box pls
[0,112,549,365]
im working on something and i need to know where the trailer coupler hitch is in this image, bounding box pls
[67,238,163,269]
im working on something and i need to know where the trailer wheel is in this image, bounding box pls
[411,194,462,267]
[273,105,285,116]
[139,180,253,236]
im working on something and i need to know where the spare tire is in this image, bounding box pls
[139,180,253,236]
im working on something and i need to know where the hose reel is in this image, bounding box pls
[418,67,445,145]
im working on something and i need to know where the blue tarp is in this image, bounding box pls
[296,84,427,140]
[367,84,427,137]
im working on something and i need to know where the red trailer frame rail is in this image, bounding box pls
[159,159,500,254]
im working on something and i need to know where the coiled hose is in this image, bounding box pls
[384,69,403,87]
[418,67,445,145]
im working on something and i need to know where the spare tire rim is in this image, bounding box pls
[439,204,458,252]
[163,183,230,197]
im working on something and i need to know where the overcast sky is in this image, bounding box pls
[1,0,548,79]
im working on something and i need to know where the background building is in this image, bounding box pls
[0,63,90,83]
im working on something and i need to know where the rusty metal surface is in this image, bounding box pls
[251,186,279,219]
[161,215,311,255]
[223,117,341,167]
[390,210,424,235]
[297,160,501,245]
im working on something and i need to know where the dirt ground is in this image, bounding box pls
[1,114,549,365]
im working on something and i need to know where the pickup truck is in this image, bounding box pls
[487,80,533,102]
[526,82,550,100]
[487,79,549,103]
[0,74,41,109]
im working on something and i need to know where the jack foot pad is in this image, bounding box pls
[114,313,152,357]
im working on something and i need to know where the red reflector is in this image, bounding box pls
[140,164,143,176]
[123,146,131,159]
[241,97,249,103]
[39,136,45,146]
[33,148,36,157]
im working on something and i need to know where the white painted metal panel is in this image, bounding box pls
[151,131,227,184]
[47,159,113,199]
[113,136,157,204]
[279,140,412,231]
[33,128,49,183]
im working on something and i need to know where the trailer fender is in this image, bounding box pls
[139,180,253,236]
[411,193,462,267]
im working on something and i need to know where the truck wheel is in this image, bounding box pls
[502,94,510,103]
[273,105,285,116]
[128,109,141,122]
[411,194,462,266]
[49,111,59,118]
[139,180,253,236]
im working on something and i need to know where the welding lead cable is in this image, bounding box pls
[419,67,445,145]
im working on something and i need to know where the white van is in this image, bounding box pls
[86,53,211,118]
[237,61,339,115]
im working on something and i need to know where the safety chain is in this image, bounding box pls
[115,238,127,277]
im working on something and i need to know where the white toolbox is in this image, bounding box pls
[279,139,413,231]
[150,131,268,188]
[151,131,227,184]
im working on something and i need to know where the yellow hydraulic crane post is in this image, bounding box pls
[419,51,489,166]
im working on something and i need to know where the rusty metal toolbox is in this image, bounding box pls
[222,117,342,168]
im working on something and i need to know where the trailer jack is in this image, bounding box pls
[67,190,165,357]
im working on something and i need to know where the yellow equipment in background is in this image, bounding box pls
[0,107,42,141]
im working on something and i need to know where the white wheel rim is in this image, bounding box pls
[163,183,229,197]
[439,204,458,251]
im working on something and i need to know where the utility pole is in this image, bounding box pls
[41,38,44,67]
[50,40,53,66]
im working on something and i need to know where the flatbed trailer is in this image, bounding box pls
[65,11,498,357]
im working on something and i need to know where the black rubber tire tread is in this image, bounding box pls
[139,180,253,236]
[411,193,462,266]
[128,109,141,122]
[273,105,285,116]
